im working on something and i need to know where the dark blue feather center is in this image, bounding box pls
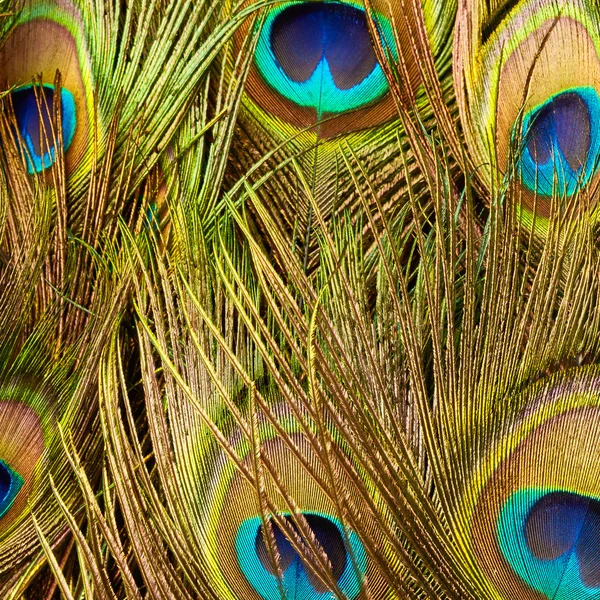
[525,491,600,587]
[526,93,591,171]
[12,86,54,157]
[236,511,366,599]
[0,459,23,518]
[517,87,600,197]
[255,514,347,591]
[270,3,377,90]
[11,84,76,173]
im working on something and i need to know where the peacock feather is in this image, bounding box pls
[0,0,600,598]
[454,0,600,235]
[203,405,376,599]
[464,367,600,600]
[0,0,96,180]
[223,0,457,271]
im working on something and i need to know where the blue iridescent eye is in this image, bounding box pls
[11,83,76,173]
[518,87,600,197]
[498,488,600,599]
[254,1,396,116]
[236,512,367,599]
[0,459,23,518]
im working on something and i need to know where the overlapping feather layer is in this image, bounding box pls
[0,0,598,599]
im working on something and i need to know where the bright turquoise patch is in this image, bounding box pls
[12,83,77,174]
[0,459,23,518]
[498,488,600,599]
[236,512,367,599]
[254,1,396,115]
[518,87,600,197]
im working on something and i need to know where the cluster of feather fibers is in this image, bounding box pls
[0,0,599,597]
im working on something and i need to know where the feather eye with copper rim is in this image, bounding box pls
[243,0,400,138]
[0,375,59,586]
[0,0,97,188]
[461,367,600,600]
[237,0,458,136]
[0,379,55,534]
[225,0,457,263]
[454,0,600,235]
[202,405,390,599]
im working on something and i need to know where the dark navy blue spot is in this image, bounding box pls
[525,491,600,587]
[526,93,591,171]
[518,87,600,197]
[236,512,366,599]
[255,514,347,592]
[270,3,377,90]
[12,86,54,157]
[11,84,76,173]
[0,459,23,518]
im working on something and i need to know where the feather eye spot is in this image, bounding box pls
[518,88,600,197]
[236,512,366,599]
[11,84,77,174]
[525,491,600,587]
[498,488,600,597]
[526,94,591,170]
[270,4,377,90]
[254,1,395,115]
[0,459,23,519]
[254,514,347,589]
